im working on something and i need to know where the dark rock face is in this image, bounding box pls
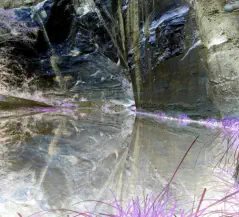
[0,1,55,77]
[1,0,230,114]
[44,0,74,43]
[11,0,74,45]
[76,10,118,62]
[116,0,217,115]
[14,0,53,27]
[1,0,120,71]
[41,52,132,101]
[128,5,190,76]
[148,6,189,62]
[0,0,133,102]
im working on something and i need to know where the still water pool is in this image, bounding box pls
[0,96,238,217]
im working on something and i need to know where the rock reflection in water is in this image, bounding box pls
[0,109,135,216]
[114,117,238,208]
[0,109,238,216]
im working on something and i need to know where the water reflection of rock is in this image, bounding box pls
[98,116,239,212]
[0,109,135,216]
[0,110,238,216]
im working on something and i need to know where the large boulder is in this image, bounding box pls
[194,0,239,116]
[109,0,238,116]
[0,0,134,103]
[117,0,216,116]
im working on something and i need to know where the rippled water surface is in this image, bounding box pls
[0,95,238,217]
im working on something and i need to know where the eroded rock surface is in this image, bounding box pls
[195,0,239,116]
[114,0,216,116]
[0,0,133,103]
[0,0,238,114]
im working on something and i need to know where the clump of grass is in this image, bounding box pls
[17,183,239,217]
